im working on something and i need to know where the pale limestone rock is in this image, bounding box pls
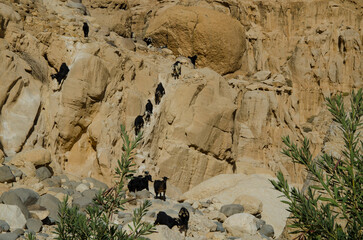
[147,225,184,240]
[10,148,51,168]
[223,213,258,236]
[183,174,289,237]
[146,6,246,75]
[0,51,41,156]
[0,204,26,229]
[233,195,263,216]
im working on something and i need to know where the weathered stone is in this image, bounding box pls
[36,166,52,181]
[28,205,49,221]
[0,191,30,219]
[72,196,93,211]
[8,188,39,206]
[146,225,183,240]
[0,204,26,229]
[135,189,151,199]
[233,195,263,216]
[0,166,15,183]
[82,189,98,199]
[146,6,246,75]
[26,218,42,233]
[0,220,10,232]
[223,213,258,236]
[259,224,274,238]
[10,148,51,168]
[38,194,60,221]
[75,183,90,193]
[220,204,244,217]
[0,232,19,240]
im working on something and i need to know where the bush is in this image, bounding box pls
[271,89,362,239]
[54,126,155,239]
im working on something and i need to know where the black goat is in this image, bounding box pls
[83,22,89,38]
[172,61,181,80]
[51,63,69,84]
[188,55,197,68]
[154,211,179,229]
[145,100,153,122]
[178,207,190,236]
[134,115,144,136]
[143,37,152,46]
[154,176,168,201]
[155,83,165,105]
[127,174,153,192]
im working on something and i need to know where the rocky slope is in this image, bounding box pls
[0,0,361,237]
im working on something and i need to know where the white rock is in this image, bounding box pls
[223,213,258,236]
[0,204,27,229]
[76,183,90,193]
[233,195,263,215]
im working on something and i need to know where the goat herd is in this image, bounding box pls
[127,172,190,236]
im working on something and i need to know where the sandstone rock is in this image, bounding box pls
[233,195,262,216]
[220,204,244,217]
[10,148,51,168]
[253,71,271,81]
[28,205,49,221]
[0,204,26,229]
[0,52,41,156]
[223,213,258,236]
[146,6,246,75]
[0,3,21,37]
[147,225,183,240]
[208,211,227,223]
[0,166,15,183]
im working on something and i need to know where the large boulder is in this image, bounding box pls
[223,213,258,236]
[233,195,263,216]
[0,204,26,229]
[0,51,41,156]
[0,3,21,37]
[10,148,51,168]
[146,6,246,75]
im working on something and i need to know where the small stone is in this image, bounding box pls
[28,205,49,220]
[84,177,108,190]
[82,189,98,199]
[26,218,42,233]
[256,219,266,230]
[259,224,274,238]
[75,183,89,193]
[253,71,271,81]
[223,213,258,236]
[220,204,244,217]
[72,196,93,211]
[0,232,19,240]
[135,189,151,199]
[0,220,10,232]
[8,166,22,179]
[0,166,15,183]
[36,167,52,181]
[214,221,225,232]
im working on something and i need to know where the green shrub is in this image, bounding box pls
[54,126,155,239]
[271,89,362,239]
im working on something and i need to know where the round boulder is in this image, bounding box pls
[146,6,246,75]
[233,194,263,216]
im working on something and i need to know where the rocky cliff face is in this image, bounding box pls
[0,0,361,194]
